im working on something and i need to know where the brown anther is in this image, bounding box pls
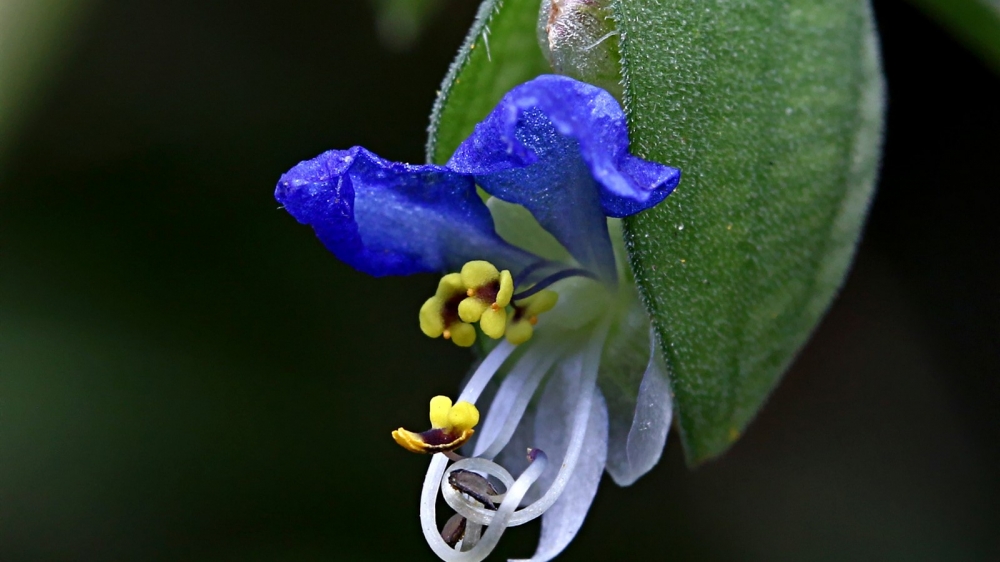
[441,513,467,547]
[529,316,539,326]
[448,469,500,510]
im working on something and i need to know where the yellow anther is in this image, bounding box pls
[505,315,535,345]
[419,297,448,338]
[480,307,507,339]
[496,270,513,307]
[460,260,500,288]
[521,289,559,317]
[456,262,513,337]
[420,273,476,347]
[444,322,476,347]
[458,297,491,324]
[436,272,465,298]
[504,290,559,345]
[392,396,481,454]
[392,429,428,453]
[448,401,480,431]
[429,395,454,428]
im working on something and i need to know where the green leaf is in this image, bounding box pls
[426,0,549,164]
[906,0,1000,73]
[616,0,885,463]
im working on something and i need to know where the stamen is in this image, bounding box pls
[473,333,572,460]
[457,340,516,404]
[442,321,610,528]
[460,521,483,553]
[441,514,466,548]
[437,450,550,560]
[448,469,500,510]
[391,396,481,454]
[420,450,548,562]
[512,267,598,302]
[421,272,477,347]
[505,291,559,345]
[450,260,514,339]
[512,260,564,287]
[440,457,514,525]
[415,323,611,560]
[419,341,517,559]
[505,319,609,524]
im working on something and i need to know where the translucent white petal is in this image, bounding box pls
[528,350,583,502]
[604,329,672,486]
[513,390,608,562]
[492,405,536,482]
[515,320,606,518]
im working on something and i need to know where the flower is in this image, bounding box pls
[275,75,679,561]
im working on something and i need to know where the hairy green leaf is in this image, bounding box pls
[616,0,885,463]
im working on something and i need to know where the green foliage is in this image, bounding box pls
[427,0,885,465]
[616,0,885,463]
[906,0,1000,73]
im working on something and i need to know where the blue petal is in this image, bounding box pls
[447,75,680,280]
[275,147,538,277]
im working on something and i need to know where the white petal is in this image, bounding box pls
[605,329,672,486]
[529,351,585,501]
[514,390,609,562]
[474,350,536,458]
[515,322,607,517]
[493,406,536,481]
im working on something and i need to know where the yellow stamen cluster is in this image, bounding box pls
[457,261,514,338]
[392,396,480,454]
[419,260,559,346]
[419,260,515,345]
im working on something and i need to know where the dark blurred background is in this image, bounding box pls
[0,1,997,560]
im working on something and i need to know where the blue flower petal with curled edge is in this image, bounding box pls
[447,74,681,281]
[275,147,538,277]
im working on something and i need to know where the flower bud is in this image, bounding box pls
[537,0,622,98]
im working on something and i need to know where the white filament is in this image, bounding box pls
[504,319,608,524]
[459,340,516,404]
[423,451,549,562]
[419,318,612,561]
[441,457,514,526]
[420,341,516,561]
[474,335,573,461]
